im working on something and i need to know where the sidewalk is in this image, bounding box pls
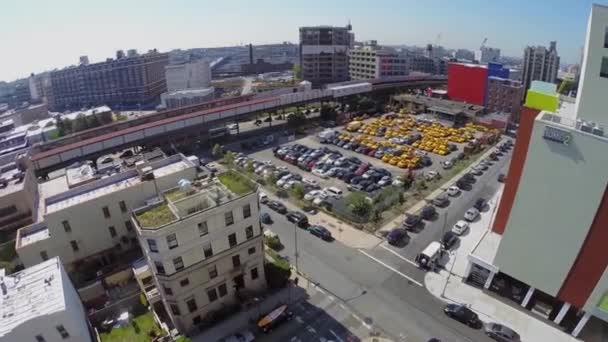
[191,275,309,342]
[377,144,500,235]
[423,188,581,342]
[263,189,382,249]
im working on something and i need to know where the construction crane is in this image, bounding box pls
[480,38,488,50]
[435,33,442,47]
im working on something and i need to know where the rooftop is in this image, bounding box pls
[45,155,192,214]
[0,257,67,338]
[134,171,255,230]
[0,164,27,198]
[394,93,485,117]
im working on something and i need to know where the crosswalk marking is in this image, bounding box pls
[380,244,419,267]
[358,249,424,287]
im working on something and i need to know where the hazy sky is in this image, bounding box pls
[0,0,602,82]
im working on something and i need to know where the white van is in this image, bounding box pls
[416,241,444,270]
[259,192,269,204]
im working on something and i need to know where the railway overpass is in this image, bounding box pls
[28,76,446,175]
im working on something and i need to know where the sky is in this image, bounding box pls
[0,0,603,82]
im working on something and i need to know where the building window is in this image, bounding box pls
[40,251,48,261]
[218,283,227,297]
[232,254,241,268]
[147,239,158,252]
[108,226,117,238]
[207,288,218,302]
[56,325,69,338]
[70,240,79,252]
[62,220,71,233]
[170,304,180,316]
[245,226,254,239]
[248,247,256,255]
[203,243,213,258]
[180,278,190,287]
[102,206,111,218]
[192,315,202,325]
[155,261,165,275]
[209,265,218,279]
[119,201,128,213]
[228,233,237,247]
[164,286,173,296]
[243,204,251,218]
[173,256,184,271]
[198,221,208,236]
[125,221,133,232]
[225,211,234,226]
[251,267,259,280]
[186,298,197,312]
[601,57,608,78]
[167,233,178,249]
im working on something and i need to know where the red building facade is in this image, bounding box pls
[447,63,488,106]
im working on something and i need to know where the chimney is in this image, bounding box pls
[116,50,125,59]
[249,44,254,65]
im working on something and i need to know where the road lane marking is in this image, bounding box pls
[380,244,419,267]
[329,329,345,342]
[358,250,423,287]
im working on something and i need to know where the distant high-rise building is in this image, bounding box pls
[521,41,560,91]
[299,25,353,87]
[453,49,475,61]
[48,50,169,111]
[348,41,409,80]
[475,47,501,64]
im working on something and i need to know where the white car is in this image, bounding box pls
[304,190,321,201]
[303,178,319,187]
[313,197,324,205]
[441,160,453,169]
[378,176,392,186]
[312,168,329,179]
[227,123,238,130]
[452,220,469,235]
[259,192,268,203]
[276,174,293,187]
[324,186,343,197]
[283,180,300,190]
[447,186,460,197]
[464,208,480,221]
[425,171,439,181]
[206,163,218,172]
[362,170,375,179]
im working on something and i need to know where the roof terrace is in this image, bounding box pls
[134,171,256,230]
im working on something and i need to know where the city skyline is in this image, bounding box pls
[0,0,603,82]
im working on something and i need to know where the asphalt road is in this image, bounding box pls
[261,205,494,342]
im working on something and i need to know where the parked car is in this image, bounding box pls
[387,228,407,246]
[286,211,309,228]
[267,201,287,214]
[259,192,269,204]
[420,205,436,220]
[444,304,480,327]
[324,186,343,197]
[441,231,459,249]
[432,192,449,207]
[447,186,461,197]
[403,214,422,230]
[304,190,322,201]
[220,329,255,342]
[441,160,453,169]
[309,225,332,240]
[303,178,319,187]
[474,198,487,211]
[260,213,272,224]
[312,168,329,179]
[452,220,469,235]
[483,323,521,342]
[497,173,506,182]
[425,170,439,181]
[464,208,480,222]
[258,304,293,333]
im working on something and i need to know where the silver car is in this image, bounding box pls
[484,323,520,342]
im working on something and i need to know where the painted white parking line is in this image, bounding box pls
[380,244,419,267]
[329,329,345,342]
[358,250,423,287]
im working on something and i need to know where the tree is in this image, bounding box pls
[99,111,113,124]
[72,114,89,132]
[55,117,66,136]
[293,64,302,80]
[287,111,306,130]
[212,144,224,158]
[347,192,372,218]
[320,105,337,121]
[86,114,101,129]
[266,173,278,185]
[291,183,305,199]
[415,179,428,192]
[245,161,255,173]
[357,96,375,111]
[223,151,235,165]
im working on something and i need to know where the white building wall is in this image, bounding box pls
[165,60,211,92]
[575,4,608,125]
